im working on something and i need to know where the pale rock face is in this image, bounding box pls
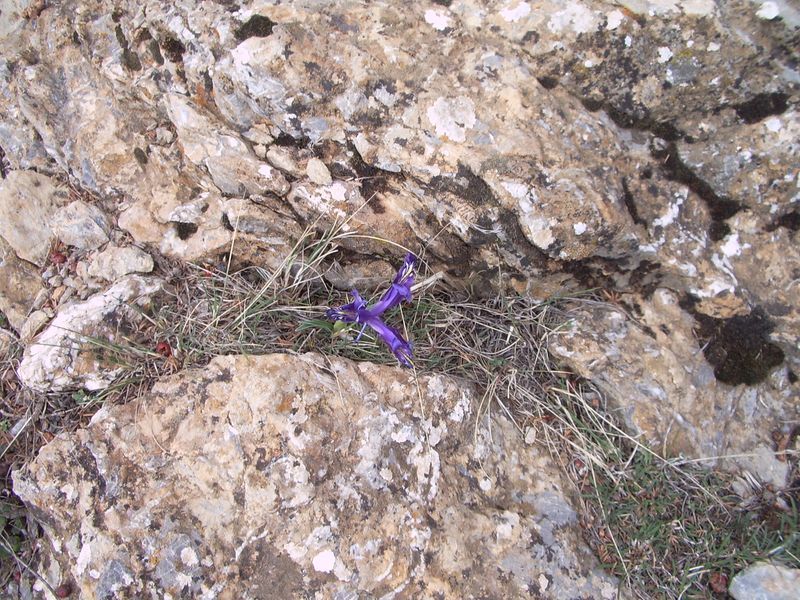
[550,290,797,484]
[13,353,619,599]
[0,236,44,332]
[86,245,154,282]
[17,275,162,392]
[729,561,800,600]
[0,0,796,475]
[0,171,63,266]
[51,200,110,250]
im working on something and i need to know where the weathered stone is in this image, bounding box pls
[729,561,800,600]
[306,157,333,186]
[51,200,110,250]
[0,235,44,332]
[167,93,291,198]
[0,327,14,361]
[0,0,797,475]
[18,309,50,345]
[13,353,619,599]
[0,170,63,266]
[86,245,154,282]
[18,275,162,392]
[550,289,797,484]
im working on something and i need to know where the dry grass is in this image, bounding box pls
[1,220,797,598]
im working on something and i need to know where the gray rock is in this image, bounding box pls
[51,200,110,250]
[18,275,162,391]
[13,353,620,599]
[0,0,797,476]
[729,561,800,600]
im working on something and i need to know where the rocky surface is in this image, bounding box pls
[18,275,162,392]
[0,0,796,473]
[13,353,619,599]
[729,561,800,600]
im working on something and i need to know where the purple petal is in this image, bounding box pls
[365,316,414,367]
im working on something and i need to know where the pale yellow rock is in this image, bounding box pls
[0,171,61,266]
[306,157,333,186]
[14,353,620,599]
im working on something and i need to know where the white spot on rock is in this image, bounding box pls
[756,1,780,20]
[606,10,625,30]
[657,47,673,63]
[501,181,529,199]
[180,547,199,567]
[500,2,531,22]
[764,116,782,132]
[424,9,450,31]
[707,41,720,52]
[625,35,632,47]
[547,5,598,34]
[426,96,476,143]
[312,549,336,573]
[573,222,587,235]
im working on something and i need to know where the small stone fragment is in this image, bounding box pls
[0,170,60,266]
[86,245,154,282]
[729,561,800,600]
[51,200,110,250]
[19,310,50,344]
[0,236,44,332]
[306,158,333,186]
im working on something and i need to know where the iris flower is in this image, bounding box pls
[326,253,417,367]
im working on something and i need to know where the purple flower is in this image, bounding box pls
[326,253,417,367]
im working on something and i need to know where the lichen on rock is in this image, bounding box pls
[13,353,619,599]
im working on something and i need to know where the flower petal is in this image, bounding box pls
[366,316,414,367]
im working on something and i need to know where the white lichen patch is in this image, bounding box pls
[606,9,625,29]
[448,390,471,423]
[764,116,782,132]
[426,96,476,143]
[500,2,531,22]
[547,4,599,34]
[424,9,451,31]
[312,549,336,573]
[756,1,780,20]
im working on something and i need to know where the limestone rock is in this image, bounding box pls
[51,200,110,250]
[167,94,290,198]
[0,170,63,266]
[19,310,50,345]
[550,290,797,482]
[306,157,333,186]
[0,0,797,472]
[86,245,154,282]
[13,353,619,599]
[18,275,162,392]
[0,236,44,332]
[729,561,800,600]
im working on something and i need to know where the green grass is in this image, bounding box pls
[586,451,798,598]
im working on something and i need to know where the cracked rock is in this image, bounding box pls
[13,353,619,599]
